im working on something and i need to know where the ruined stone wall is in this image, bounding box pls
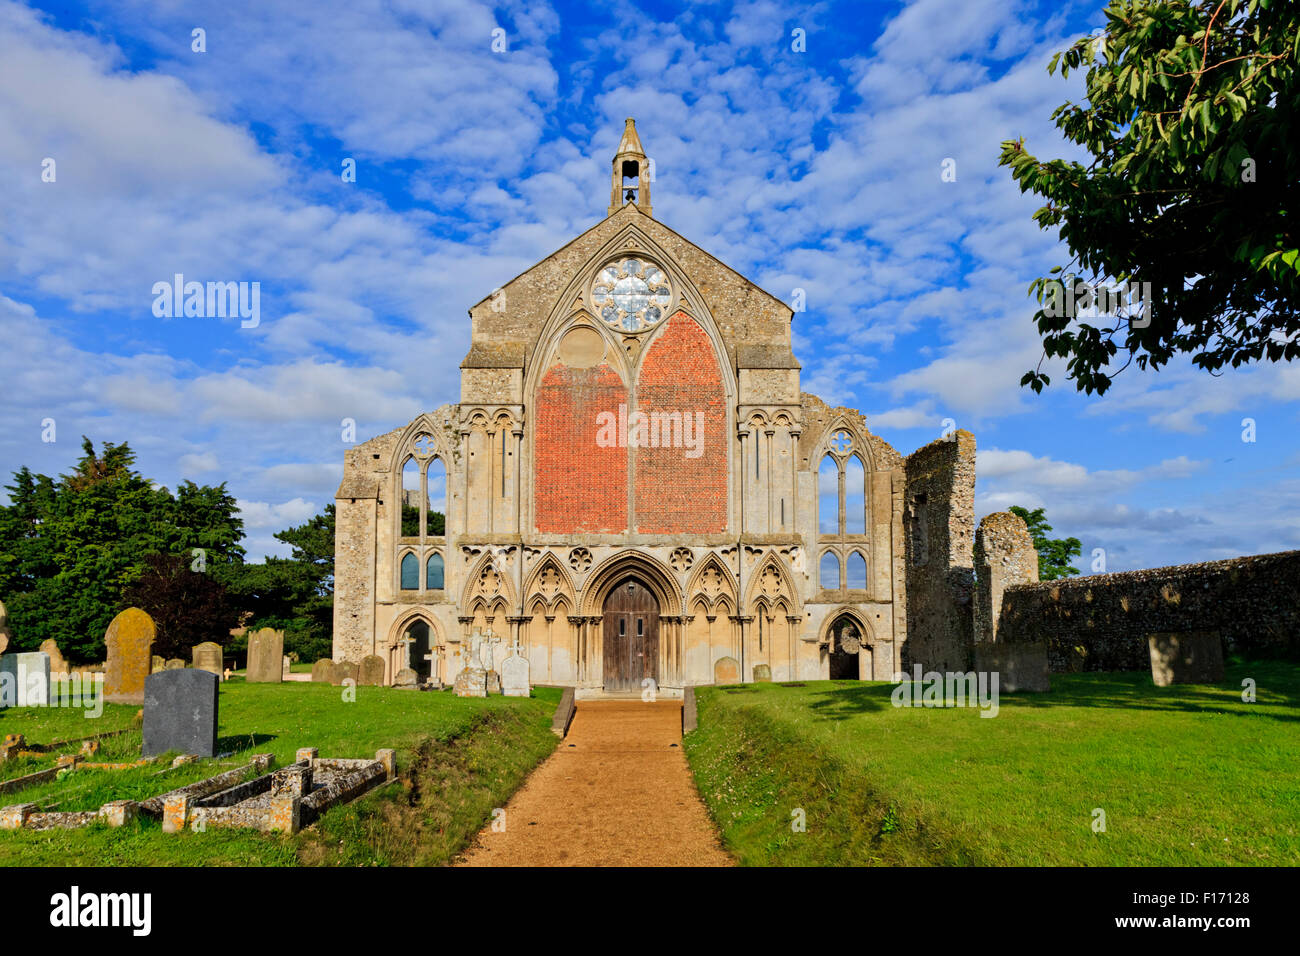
[973,511,1038,644]
[902,431,975,672]
[998,550,1300,671]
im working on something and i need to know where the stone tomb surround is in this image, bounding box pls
[327,121,1002,691]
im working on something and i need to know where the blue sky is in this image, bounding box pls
[1,0,1297,568]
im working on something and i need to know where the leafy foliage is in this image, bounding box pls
[121,553,241,659]
[220,505,337,663]
[0,439,244,661]
[1010,505,1082,580]
[1000,0,1300,394]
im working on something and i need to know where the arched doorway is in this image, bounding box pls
[828,614,864,680]
[391,619,434,685]
[602,577,659,692]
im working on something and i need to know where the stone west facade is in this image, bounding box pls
[332,119,978,691]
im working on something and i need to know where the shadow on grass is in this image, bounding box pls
[789,659,1300,724]
[216,733,278,754]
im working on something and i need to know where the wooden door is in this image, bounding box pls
[602,579,659,692]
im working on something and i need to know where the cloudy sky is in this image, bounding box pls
[1,0,1296,569]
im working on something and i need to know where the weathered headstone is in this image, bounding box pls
[393,667,418,688]
[359,655,386,686]
[246,627,284,683]
[453,666,488,698]
[104,607,155,705]
[486,670,502,695]
[192,642,223,678]
[310,659,334,683]
[752,663,772,682]
[974,642,1051,693]
[165,658,185,670]
[714,656,740,684]
[0,652,50,708]
[38,639,68,676]
[142,669,218,758]
[1149,631,1224,687]
[331,660,359,686]
[152,655,166,674]
[501,645,529,697]
[282,655,291,677]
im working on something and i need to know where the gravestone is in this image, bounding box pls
[246,628,284,683]
[282,656,291,678]
[192,642,223,678]
[713,656,740,684]
[104,607,155,704]
[142,669,218,758]
[486,670,502,695]
[393,667,418,688]
[165,658,185,670]
[974,642,1051,693]
[310,659,333,683]
[0,652,50,708]
[331,660,359,686]
[152,655,166,674]
[752,663,772,682]
[359,655,386,686]
[501,647,530,697]
[38,639,68,676]
[453,666,488,698]
[1149,631,1224,687]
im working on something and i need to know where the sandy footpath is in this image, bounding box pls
[456,700,732,867]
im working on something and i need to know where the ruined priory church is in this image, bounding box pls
[332,119,978,693]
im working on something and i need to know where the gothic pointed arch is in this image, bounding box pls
[391,413,453,499]
[460,551,517,613]
[818,606,876,646]
[579,548,683,617]
[746,551,799,612]
[523,551,577,613]
[684,553,738,615]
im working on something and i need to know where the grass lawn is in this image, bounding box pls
[0,679,559,866]
[684,657,1300,866]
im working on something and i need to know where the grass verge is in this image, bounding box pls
[683,658,1300,866]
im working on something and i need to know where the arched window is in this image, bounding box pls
[845,455,865,535]
[426,553,444,590]
[819,432,869,542]
[819,551,841,590]
[426,458,446,536]
[846,551,867,589]
[400,458,420,537]
[817,455,839,535]
[400,553,418,590]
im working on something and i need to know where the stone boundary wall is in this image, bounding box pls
[997,550,1300,671]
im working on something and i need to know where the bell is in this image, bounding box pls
[624,187,637,202]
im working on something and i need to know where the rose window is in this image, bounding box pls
[592,258,672,332]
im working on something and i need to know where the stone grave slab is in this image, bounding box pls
[143,669,218,758]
